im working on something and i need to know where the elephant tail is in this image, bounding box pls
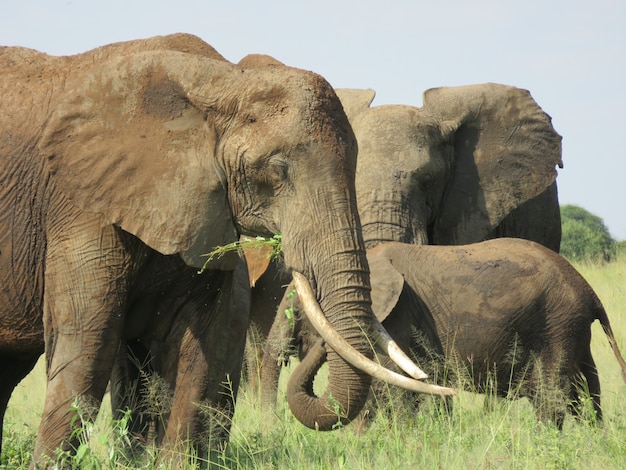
[595,298,626,385]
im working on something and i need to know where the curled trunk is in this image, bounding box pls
[278,185,377,430]
[286,259,374,429]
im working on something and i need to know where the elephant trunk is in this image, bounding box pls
[357,190,429,248]
[286,338,329,428]
[291,245,374,430]
[280,189,375,430]
[279,180,454,428]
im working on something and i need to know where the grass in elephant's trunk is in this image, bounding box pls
[198,234,284,274]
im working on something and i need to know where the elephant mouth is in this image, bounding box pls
[292,271,455,396]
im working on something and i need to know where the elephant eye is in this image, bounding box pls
[267,155,288,184]
[420,174,433,191]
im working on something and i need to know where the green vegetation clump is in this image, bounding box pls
[560,204,616,262]
[200,234,283,273]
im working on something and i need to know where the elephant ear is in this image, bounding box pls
[423,83,563,245]
[334,88,376,120]
[366,248,404,323]
[242,243,274,286]
[39,51,239,268]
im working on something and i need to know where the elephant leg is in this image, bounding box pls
[0,353,41,455]
[528,357,568,429]
[568,345,602,423]
[246,259,290,396]
[110,338,159,454]
[260,285,299,412]
[33,224,131,461]
[158,264,250,462]
[244,323,265,395]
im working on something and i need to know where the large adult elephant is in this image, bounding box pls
[0,34,447,464]
[337,85,563,250]
[245,75,563,390]
[264,239,626,428]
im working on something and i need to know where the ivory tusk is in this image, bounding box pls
[371,320,429,380]
[292,272,456,397]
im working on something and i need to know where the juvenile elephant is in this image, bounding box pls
[263,239,626,429]
[244,73,563,390]
[0,34,448,464]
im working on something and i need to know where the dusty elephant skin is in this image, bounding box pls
[0,32,415,465]
[244,78,564,392]
[264,239,626,429]
[337,85,563,251]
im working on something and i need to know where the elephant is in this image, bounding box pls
[262,238,626,429]
[242,67,564,392]
[337,85,563,250]
[0,33,449,464]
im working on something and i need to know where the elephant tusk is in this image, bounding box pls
[292,272,456,397]
[370,321,429,380]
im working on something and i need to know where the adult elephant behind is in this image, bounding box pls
[337,84,563,251]
[0,34,447,464]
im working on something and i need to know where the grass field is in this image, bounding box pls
[3,255,626,469]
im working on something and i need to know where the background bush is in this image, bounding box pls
[560,204,617,262]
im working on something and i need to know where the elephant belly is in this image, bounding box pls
[0,234,45,354]
[0,298,44,354]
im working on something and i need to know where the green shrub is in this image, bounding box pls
[560,205,615,262]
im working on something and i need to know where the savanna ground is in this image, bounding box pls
[2,254,626,469]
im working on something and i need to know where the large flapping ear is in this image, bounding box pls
[366,249,404,323]
[423,83,563,245]
[334,88,376,120]
[39,51,239,265]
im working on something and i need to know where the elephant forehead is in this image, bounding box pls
[354,113,445,175]
[354,107,440,150]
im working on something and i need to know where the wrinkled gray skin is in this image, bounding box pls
[266,239,626,429]
[245,78,563,393]
[339,85,563,251]
[0,34,379,464]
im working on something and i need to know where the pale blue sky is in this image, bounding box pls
[3,1,625,239]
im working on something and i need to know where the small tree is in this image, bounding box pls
[560,205,615,262]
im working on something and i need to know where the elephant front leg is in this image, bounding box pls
[33,225,132,463]
[35,303,127,462]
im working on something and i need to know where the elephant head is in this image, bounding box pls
[335,84,563,251]
[30,38,448,433]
